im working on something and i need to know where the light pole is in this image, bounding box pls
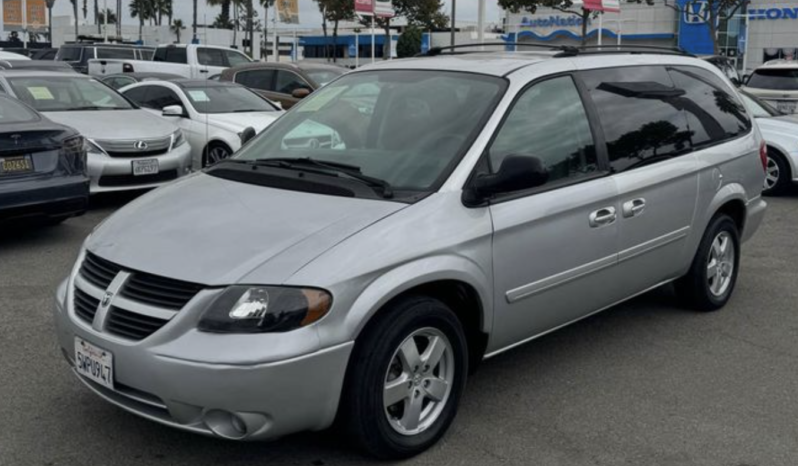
[477,0,485,45]
[450,0,456,47]
[46,0,56,45]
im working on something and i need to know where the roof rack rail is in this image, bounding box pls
[417,43,692,58]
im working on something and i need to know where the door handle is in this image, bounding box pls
[589,207,617,228]
[622,198,646,218]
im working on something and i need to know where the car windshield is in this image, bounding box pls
[233,70,506,192]
[740,92,780,118]
[0,97,38,123]
[747,68,798,90]
[8,76,135,112]
[305,68,346,86]
[183,85,276,113]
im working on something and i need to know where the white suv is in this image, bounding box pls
[744,60,798,114]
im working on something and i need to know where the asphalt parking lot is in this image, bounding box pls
[2,189,798,466]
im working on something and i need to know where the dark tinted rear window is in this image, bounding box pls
[154,47,188,64]
[96,47,136,59]
[56,47,82,61]
[579,66,692,172]
[668,66,750,147]
[747,68,798,90]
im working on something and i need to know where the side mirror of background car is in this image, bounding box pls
[292,88,311,99]
[162,105,187,118]
[742,74,750,85]
[463,155,549,206]
[730,77,741,87]
[239,127,257,145]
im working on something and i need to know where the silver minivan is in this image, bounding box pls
[54,49,767,458]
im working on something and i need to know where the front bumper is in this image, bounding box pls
[88,143,192,194]
[0,175,88,221]
[53,276,353,441]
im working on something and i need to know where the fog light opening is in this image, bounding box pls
[203,409,249,440]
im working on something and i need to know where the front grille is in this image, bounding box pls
[80,252,121,289]
[120,272,202,310]
[106,307,170,340]
[74,288,100,324]
[98,170,178,187]
[95,137,172,155]
[106,148,169,158]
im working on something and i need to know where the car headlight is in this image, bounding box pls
[84,138,106,156]
[197,286,332,334]
[172,130,187,148]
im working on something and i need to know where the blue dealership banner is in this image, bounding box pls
[677,0,714,55]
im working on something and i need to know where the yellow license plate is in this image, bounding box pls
[0,155,33,175]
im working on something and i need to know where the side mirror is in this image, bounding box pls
[730,77,741,87]
[162,105,187,117]
[742,74,750,85]
[465,155,549,205]
[239,126,257,145]
[292,88,311,99]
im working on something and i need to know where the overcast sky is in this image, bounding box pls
[50,0,504,30]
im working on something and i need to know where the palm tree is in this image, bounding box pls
[69,0,79,39]
[207,0,234,29]
[154,0,172,26]
[171,19,184,43]
[129,0,153,41]
[98,8,118,24]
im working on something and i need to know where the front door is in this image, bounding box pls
[487,75,621,352]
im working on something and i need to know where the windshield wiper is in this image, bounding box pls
[245,157,394,198]
[69,106,126,111]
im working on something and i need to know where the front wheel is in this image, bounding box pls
[342,296,468,459]
[203,143,232,168]
[675,214,740,311]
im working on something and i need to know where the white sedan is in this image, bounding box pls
[739,90,798,195]
[120,79,283,169]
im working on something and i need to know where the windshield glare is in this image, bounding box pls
[234,70,506,192]
[305,69,345,86]
[747,69,798,90]
[184,86,276,114]
[8,76,134,112]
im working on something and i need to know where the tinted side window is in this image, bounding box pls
[235,69,275,91]
[155,48,187,64]
[96,47,135,59]
[142,86,181,110]
[122,87,150,106]
[580,66,692,173]
[488,76,599,187]
[275,70,309,94]
[198,48,226,67]
[668,66,751,147]
[224,50,250,67]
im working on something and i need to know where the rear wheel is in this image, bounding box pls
[675,214,740,311]
[763,149,791,196]
[342,296,468,459]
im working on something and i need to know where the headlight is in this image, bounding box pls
[84,138,106,156]
[172,130,186,148]
[198,286,332,333]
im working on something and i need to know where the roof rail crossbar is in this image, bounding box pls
[417,43,692,58]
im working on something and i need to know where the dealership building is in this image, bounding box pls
[503,1,798,73]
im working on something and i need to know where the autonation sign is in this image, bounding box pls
[749,7,798,20]
[520,16,590,28]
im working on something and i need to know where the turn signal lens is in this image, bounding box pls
[759,141,768,172]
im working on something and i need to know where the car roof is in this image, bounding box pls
[759,60,798,70]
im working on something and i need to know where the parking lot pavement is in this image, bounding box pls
[2,190,798,466]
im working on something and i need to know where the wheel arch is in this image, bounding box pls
[766,144,795,179]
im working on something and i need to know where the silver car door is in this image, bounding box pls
[486,75,622,352]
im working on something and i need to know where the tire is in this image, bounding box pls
[675,214,740,312]
[341,296,468,459]
[203,143,232,168]
[762,149,791,196]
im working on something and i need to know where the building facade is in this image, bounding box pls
[504,1,798,73]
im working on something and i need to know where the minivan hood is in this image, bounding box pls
[86,174,406,286]
[205,112,280,134]
[44,109,175,140]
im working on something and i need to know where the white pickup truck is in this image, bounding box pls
[88,44,252,79]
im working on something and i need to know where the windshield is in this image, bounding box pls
[0,97,38,123]
[305,68,346,86]
[184,86,277,113]
[55,47,82,61]
[747,69,798,90]
[740,92,780,118]
[233,70,506,192]
[8,76,135,112]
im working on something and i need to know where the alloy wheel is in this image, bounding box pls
[707,231,735,297]
[207,146,231,166]
[764,156,780,190]
[383,327,454,436]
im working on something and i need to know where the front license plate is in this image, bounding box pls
[74,337,114,389]
[0,155,33,175]
[777,101,797,114]
[132,158,159,176]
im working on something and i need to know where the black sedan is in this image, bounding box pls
[0,94,89,224]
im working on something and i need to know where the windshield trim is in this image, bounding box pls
[233,69,510,199]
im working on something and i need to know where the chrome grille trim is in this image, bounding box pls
[95,136,172,154]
